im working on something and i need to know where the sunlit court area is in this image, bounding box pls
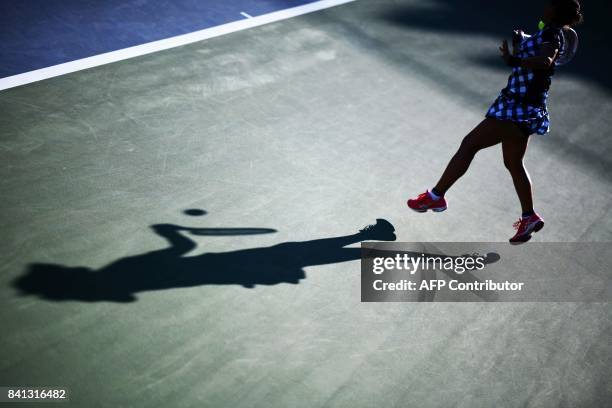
[1,0,611,407]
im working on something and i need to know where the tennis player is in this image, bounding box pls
[407,0,583,243]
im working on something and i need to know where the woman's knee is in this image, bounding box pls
[458,135,481,155]
[503,156,524,173]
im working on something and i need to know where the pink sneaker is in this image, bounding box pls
[407,191,447,213]
[509,213,545,243]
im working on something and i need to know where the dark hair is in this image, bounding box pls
[551,0,583,26]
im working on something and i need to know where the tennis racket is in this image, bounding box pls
[556,27,579,66]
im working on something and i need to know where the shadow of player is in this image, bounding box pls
[12,216,397,303]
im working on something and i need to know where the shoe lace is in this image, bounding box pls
[513,218,525,230]
[360,224,375,234]
[418,192,429,200]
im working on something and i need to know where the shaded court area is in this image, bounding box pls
[1,0,611,407]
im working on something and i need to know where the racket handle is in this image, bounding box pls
[512,30,522,45]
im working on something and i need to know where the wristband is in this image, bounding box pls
[538,20,546,30]
[507,56,522,68]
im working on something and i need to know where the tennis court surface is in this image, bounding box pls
[1,0,611,407]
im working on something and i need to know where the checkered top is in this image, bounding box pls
[504,27,564,104]
[486,27,564,135]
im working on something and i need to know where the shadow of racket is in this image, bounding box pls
[186,227,277,236]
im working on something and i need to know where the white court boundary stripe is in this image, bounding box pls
[0,0,356,91]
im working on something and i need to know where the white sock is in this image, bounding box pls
[428,189,441,201]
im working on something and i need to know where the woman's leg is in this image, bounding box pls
[501,128,533,214]
[433,118,505,194]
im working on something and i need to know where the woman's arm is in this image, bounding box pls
[500,39,559,69]
[151,223,197,255]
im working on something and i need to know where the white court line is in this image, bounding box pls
[0,0,356,91]
[240,11,253,19]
